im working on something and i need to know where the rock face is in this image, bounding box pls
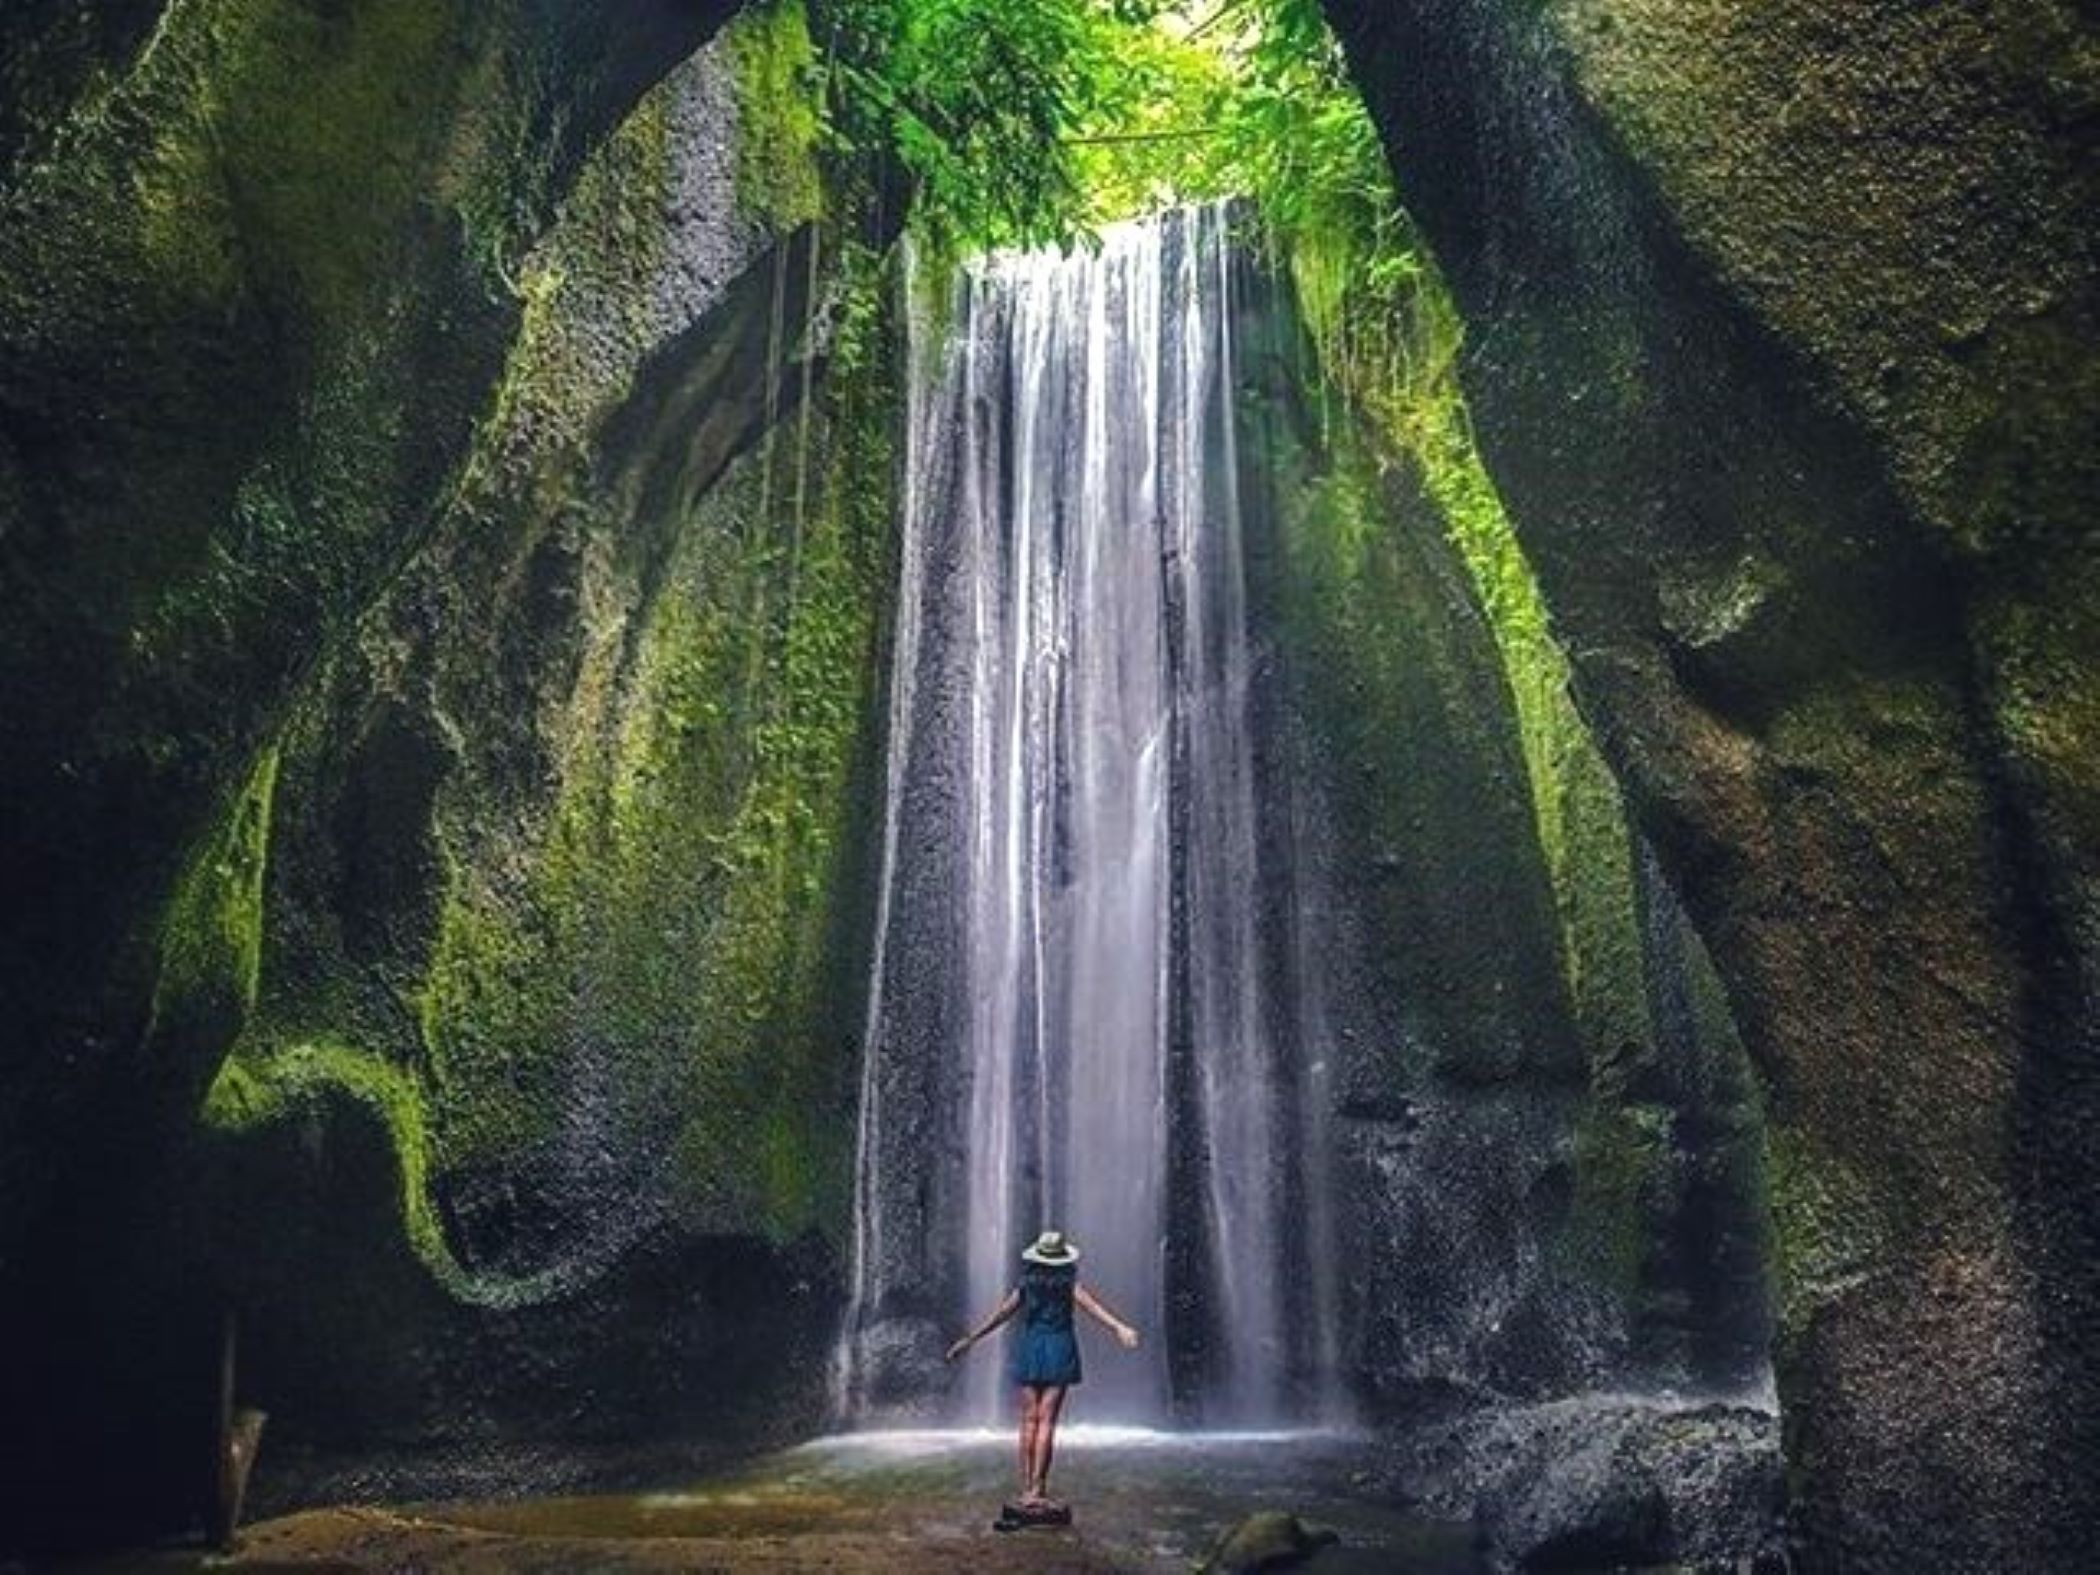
[0,0,894,1548]
[1201,1510,1341,1574]
[0,0,748,1252]
[1321,0,2100,1567]
[1235,236,1770,1414]
[1401,1396,1783,1573]
[201,18,896,1482]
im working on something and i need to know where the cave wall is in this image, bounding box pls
[196,3,897,1498]
[1320,0,2099,1567]
[0,0,749,1254]
[0,0,913,1546]
[1234,232,1769,1418]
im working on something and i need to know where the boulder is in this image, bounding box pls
[1202,1510,1344,1573]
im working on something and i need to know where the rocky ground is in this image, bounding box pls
[46,1400,1781,1574]
[46,1428,1463,1573]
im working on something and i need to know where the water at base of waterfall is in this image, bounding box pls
[225,1428,1481,1573]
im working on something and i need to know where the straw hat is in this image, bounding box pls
[1020,1228,1080,1265]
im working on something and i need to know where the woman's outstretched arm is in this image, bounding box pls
[945,1289,1021,1362]
[1075,1283,1141,1349]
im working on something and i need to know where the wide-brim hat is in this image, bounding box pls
[1021,1229,1080,1265]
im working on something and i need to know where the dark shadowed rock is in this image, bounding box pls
[1320,0,2100,1565]
[1401,1396,1782,1573]
[0,1,902,1551]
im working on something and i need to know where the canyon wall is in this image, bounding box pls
[1322,0,2099,1565]
[0,0,898,1541]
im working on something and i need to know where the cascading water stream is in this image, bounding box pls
[838,204,1336,1429]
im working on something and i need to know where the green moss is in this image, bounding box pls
[203,1033,572,1306]
[1,0,500,642]
[205,1036,435,1247]
[1564,1101,1674,1297]
[201,0,464,325]
[1765,1123,1890,1350]
[132,109,242,297]
[641,316,893,1239]
[148,741,281,1053]
[1283,211,1736,1332]
[179,23,894,1298]
[414,855,562,1166]
[179,756,558,1303]
[1983,570,2100,839]
[445,43,559,295]
[43,0,480,328]
[729,1,825,229]
[348,247,890,1255]
[456,86,677,503]
[1288,222,1649,1065]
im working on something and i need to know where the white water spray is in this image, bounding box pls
[838,204,1333,1427]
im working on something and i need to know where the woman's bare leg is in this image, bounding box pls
[1016,1387,1041,1500]
[1028,1384,1068,1501]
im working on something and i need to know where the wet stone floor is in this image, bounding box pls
[63,1427,1483,1573]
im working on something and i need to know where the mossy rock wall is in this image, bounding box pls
[0,0,896,1545]
[190,10,895,1495]
[1321,0,2099,1566]
[1238,236,1769,1412]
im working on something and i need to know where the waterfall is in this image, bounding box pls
[838,204,1334,1428]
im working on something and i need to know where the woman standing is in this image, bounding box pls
[945,1228,1140,1512]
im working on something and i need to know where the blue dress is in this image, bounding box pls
[1009,1262,1083,1386]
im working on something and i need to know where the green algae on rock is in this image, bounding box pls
[1319,0,2099,1564]
[184,8,904,1472]
[0,0,865,1539]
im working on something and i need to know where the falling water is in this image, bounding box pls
[838,205,1332,1428]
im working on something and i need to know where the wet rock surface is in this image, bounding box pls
[1202,1509,1343,1573]
[62,1431,1482,1575]
[1239,248,1771,1419]
[0,1,882,1550]
[59,1408,1789,1574]
[1320,0,2100,1565]
[1400,1397,1783,1573]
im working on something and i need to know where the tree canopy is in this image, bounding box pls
[817,0,1401,258]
